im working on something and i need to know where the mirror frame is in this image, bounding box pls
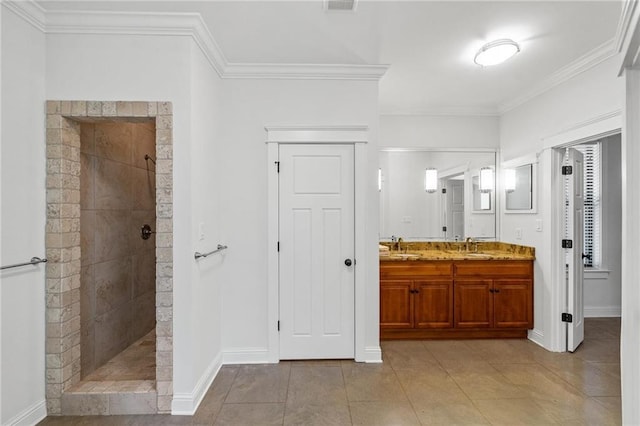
[502,153,538,214]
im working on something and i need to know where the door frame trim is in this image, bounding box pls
[543,113,621,352]
[265,126,369,362]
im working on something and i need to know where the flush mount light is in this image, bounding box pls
[474,39,520,66]
[425,168,438,193]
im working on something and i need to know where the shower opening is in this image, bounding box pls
[79,121,157,383]
[44,101,174,416]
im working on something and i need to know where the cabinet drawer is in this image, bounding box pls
[380,261,452,279]
[454,261,532,278]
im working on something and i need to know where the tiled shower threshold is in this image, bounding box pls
[61,329,157,415]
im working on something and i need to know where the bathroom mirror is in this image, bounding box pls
[379,149,496,240]
[506,164,533,210]
[503,154,537,214]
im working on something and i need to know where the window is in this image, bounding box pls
[575,143,601,268]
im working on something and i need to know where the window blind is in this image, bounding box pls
[575,143,601,268]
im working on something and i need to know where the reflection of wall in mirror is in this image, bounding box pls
[506,164,533,210]
[379,150,496,240]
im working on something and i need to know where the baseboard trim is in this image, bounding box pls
[171,352,223,416]
[361,346,383,363]
[222,348,271,364]
[5,399,47,426]
[585,307,621,317]
[528,328,545,348]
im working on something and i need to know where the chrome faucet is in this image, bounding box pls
[465,237,475,252]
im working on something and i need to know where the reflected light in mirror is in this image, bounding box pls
[425,168,438,193]
[480,167,494,192]
[505,168,516,193]
[378,168,382,191]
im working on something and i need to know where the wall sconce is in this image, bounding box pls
[425,168,438,193]
[504,168,516,193]
[480,167,494,192]
[378,168,382,192]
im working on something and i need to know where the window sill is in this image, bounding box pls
[584,269,611,280]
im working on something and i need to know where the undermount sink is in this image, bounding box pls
[464,252,493,258]
[388,253,421,260]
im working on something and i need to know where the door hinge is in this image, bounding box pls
[277,241,280,252]
[562,313,573,323]
[441,188,446,194]
[562,239,573,249]
[562,165,573,175]
[275,161,280,173]
[277,320,280,331]
[442,226,447,232]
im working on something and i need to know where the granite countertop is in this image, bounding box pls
[379,241,535,261]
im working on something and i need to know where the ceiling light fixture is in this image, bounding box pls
[474,39,520,67]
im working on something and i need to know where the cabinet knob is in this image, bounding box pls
[344,259,352,267]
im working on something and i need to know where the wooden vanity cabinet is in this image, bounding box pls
[380,262,453,331]
[454,260,533,330]
[380,259,533,339]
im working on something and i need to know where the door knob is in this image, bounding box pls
[344,259,353,267]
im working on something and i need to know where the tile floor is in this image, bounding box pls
[81,330,156,383]
[39,318,621,425]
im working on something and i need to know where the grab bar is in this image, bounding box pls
[1,256,48,271]
[194,244,228,260]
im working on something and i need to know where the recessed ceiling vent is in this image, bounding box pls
[325,0,357,11]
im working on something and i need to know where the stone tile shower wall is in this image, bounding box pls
[45,101,173,415]
[80,122,156,378]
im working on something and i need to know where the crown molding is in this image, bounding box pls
[5,1,387,81]
[224,62,388,80]
[2,0,46,32]
[499,38,617,114]
[615,0,638,54]
[379,106,500,117]
[44,9,227,76]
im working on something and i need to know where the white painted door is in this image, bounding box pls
[445,179,465,240]
[278,144,355,359]
[566,148,585,352]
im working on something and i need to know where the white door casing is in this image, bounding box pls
[566,148,585,352]
[278,144,355,359]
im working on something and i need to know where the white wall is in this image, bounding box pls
[45,32,224,412]
[499,55,624,350]
[217,79,380,359]
[0,6,47,425]
[584,135,621,317]
[380,114,499,149]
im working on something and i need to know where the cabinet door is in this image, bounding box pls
[414,280,453,328]
[493,279,532,328]
[380,280,413,329]
[454,279,493,328]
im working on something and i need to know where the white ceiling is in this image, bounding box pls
[37,1,623,115]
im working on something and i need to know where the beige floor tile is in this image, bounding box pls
[544,358,621,397]
[536,396,620,425]
[225,363,290,403]
[283,402,351,425]
[445,362,527,401]
[412,401,490,425]
[572,339,620,363]
[467,339,538,364]
[491,363,584,402]
[394,366,470,404]
[590,362,621,379]
[473,398,559,425]
[349,401,420,425]
[381,340,439,368]
[342,363,408,402]
[213,403,284,426]
[422,340,484,363]
[287,365,348,405]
